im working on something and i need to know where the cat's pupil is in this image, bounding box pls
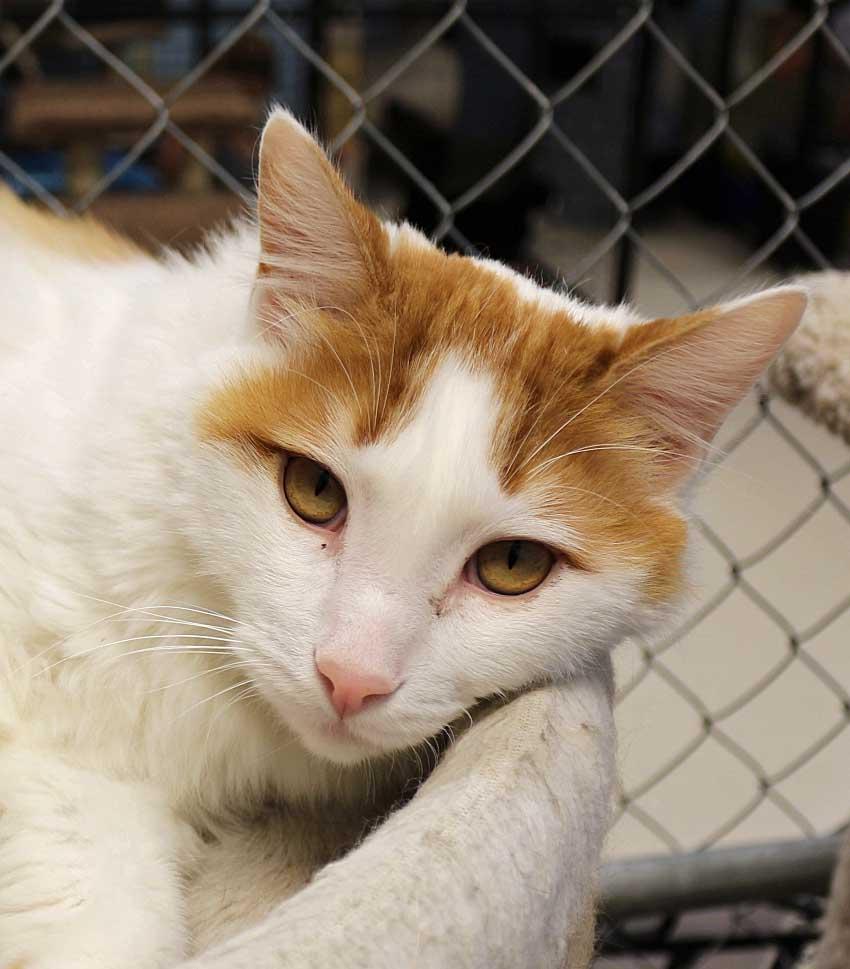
[314,469,330,497]
[507,542,520,570]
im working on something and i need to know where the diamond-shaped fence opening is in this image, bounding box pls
[2,1,849,963]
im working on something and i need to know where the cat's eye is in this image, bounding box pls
[474,540,555,596]
[282,455,347,526]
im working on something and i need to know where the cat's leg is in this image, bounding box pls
[0,745,199,969]
[186,816,316,955]
[187,809,368,955]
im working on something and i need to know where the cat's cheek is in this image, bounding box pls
[291,522,345,557]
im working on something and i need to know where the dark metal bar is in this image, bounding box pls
[613,21,654,303]
[797,5,826,167]
[599,929,818,956]
[306,0,329,126]
[715,0,741,97]
[600,834,840,919]
[195,0,213,59]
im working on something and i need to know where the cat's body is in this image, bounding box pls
[0,206,383,964]
[0,111,806,968]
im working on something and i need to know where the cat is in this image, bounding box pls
[0,106,806,968]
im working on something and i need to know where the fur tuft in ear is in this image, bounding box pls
[256,108,382,326]
[614,285,807,486]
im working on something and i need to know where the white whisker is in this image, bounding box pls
[176,679,254,721]
[76,593,243,629]
[526,442,708,482]
[380,293,398,425]
[18,604,239,673]
[514,361,652,476]
[115,646,247,660]
[512,344,690,478]
[551,483,631,512]
[310,324,361,420]
[33,634,252,679]
[263,357,346,414]
[320,302,381,435]
[203,684,261,754]
[143,660,257,694]
[92,613,239,636]
[502,399,546,480]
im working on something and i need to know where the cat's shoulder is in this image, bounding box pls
[0,186,150,266]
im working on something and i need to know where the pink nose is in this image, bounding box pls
[316,657,397,719]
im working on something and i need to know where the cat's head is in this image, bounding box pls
[185,108,805,765]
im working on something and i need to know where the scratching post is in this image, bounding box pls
[770,271,850,444]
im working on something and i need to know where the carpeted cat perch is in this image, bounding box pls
[770,271,850,443]
[771,271,850,969]
[184,666,615,969]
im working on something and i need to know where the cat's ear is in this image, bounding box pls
[613,286,807,487]
[256,107,382,319]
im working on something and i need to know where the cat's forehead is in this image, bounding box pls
[349,355,509,539]
[371,228,639,485]
[385,222,641,335]
[205,224,645,505]
[201,223,683,588]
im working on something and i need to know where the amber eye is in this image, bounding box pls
[282,455,346,526]
[474,540,554,596]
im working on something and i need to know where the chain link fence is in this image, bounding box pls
[2,1,849,964]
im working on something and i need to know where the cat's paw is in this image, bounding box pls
[0,749,195,969]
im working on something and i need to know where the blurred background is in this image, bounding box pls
[2,1,850,966]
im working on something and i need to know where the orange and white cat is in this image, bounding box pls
[0,108,805,968]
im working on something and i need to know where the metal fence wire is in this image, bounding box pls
[2,1,850,965]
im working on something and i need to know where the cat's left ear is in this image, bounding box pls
[255,107,383,322]
[612,286,807,487]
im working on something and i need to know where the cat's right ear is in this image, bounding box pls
[255,108,382,326]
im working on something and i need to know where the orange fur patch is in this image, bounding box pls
[201,221,688,602]
[0,187,147,264]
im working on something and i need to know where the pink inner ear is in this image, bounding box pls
[619,286,807,484]
[255,109,371,318]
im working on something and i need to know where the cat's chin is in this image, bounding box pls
[291,715,391,766]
